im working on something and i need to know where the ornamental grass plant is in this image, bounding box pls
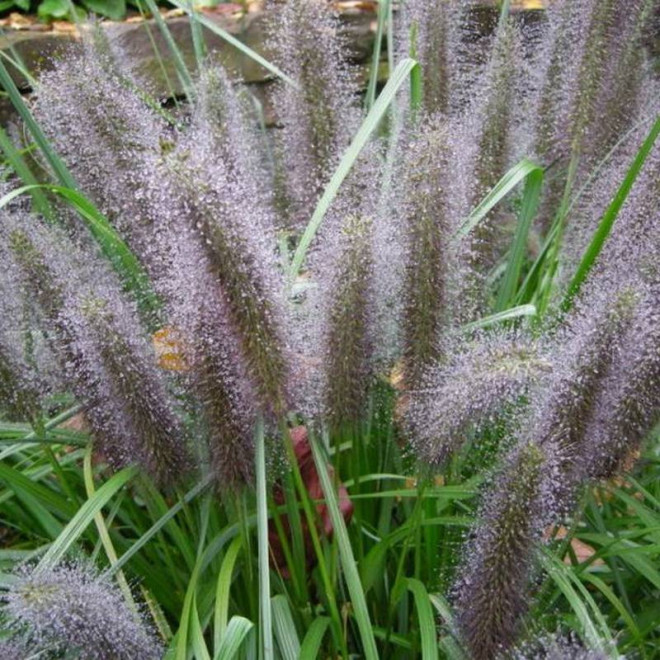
[0,0,659,658]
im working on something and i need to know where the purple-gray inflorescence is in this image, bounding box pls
[406,331,550,467]
[2,216,190,485]
[511,633,610,659]
[0,258,52,424]
[267,0,361,228]
[453,440,556,660]
[4,561,162,659]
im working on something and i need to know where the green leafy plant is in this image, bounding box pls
[0,0,231,23]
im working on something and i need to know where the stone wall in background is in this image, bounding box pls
[0,3,550,128]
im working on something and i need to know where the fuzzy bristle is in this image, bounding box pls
[268,0,360,226]
[5,561,162,660]
[406,331,549,467]
[454,441,549,660]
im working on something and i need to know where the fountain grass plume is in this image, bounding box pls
[450,279,647,656]
[398,120,454,388]
[511,634,610,659]
[39,43,291,423]
[0,638,27,659]
[405,331,550,467]
[299,148,384,433]
[6,218,190,485]
[530,0,656,234]
[554,0,616,161]
[168,101,291,419]
[33,47,168,251]
[472,19,522,202]
[585,0,657,159]
[154,209,262,487]
[4,560,162,660]
[0,347,41,424]
[525,283,639,508]
[321,212,374,433]
[468,18,526,273]
[0,266,49,424]
[454,440,550,660]
[402,0,469,116]
[192,314,259,486]
[193,62,270,190]
[268,0,361,227]
[534,0,653,169]
[580,280,660,481]
[80,298,191,484]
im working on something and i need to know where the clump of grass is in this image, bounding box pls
[0,0,658,657]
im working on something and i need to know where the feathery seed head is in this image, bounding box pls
[33,46,175,288]
[454,441,549,660]
[6,216,190,484]
[79,297,191,484]
[4,561,162,660]
[511,634,610,660]
[516,271,647,513]
[321,212,375,433]
[168,123,291,419]
[402,0,466,116]
[398,120,456,386]
[0,263,52,424]
[158,212,265,487]
[268,0,360,226]
[580,280,660,481]
[0,638,28,659]
[405,331,549,467]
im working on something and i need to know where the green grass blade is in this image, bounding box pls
[0,46,37,89]
[428,593,454,627]
[310,432,379,660]
[299,617,331,659]
[0,58,76,189]
[455,159,543,239]
[497,0,512,31]
[289,58,419,280]
[214,536,242,651]
[141,0,195,99]
[540,549,614,654]
[495,167,543,311]
[255,417,274,660]
[37,465,138,571]
[561,114,660,312]
[462,304,537,332]
[280,426,346,655]
[10,404,85,446]
[365,0,390,111]
[83,446,137,612]
[406,578,439,660]
[166,0,298,88]
[271,594,300,660]
[176,554,204,659]
[214,616,255,660]
[579,572,643,648]
[191,598,212,660]
[0,460,75,518]
[0,463,64,538]
[408,21,422,115]
[0,128,53,221]
[185,0,206,73]
[110,474,212,575]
